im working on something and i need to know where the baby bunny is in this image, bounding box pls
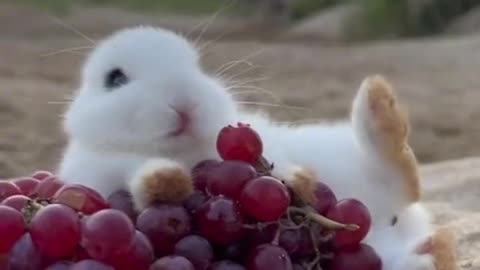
[57,25,457,270]
[58,26,237,201]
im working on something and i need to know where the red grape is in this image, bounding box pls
[32,177,65,199]
[52,184,110,215]
[150,255,195,270]
[12,177,41,196]
[136,204,191,256]
[45,261,73,270]
[210,260,246,270]
[31,170,53,181]
[81,209,135,260]
[70,260,114,270]
[106,231,154,270]
[329,244,382,270]
[206,161,256,200]
[239,176,290,221]
[30,204,81,259]
[0,205,25,253]
[191,159,220,191]
[107,189,138,223]
[312,181,337,215]
[0,181,22,202]
[8,233,49,270]
[326,199,372,248]
[247,244,293,270]
[196,196,245,246]
[174,235,214,270]
[183,191,208,215]
[216,123,263,164]
[1,194,30,211]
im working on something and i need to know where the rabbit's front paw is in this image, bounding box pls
[128,158,193,211]
[394,229,457,270]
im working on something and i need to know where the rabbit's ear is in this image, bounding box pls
[351,75,420,203]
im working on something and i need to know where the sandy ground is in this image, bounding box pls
[0,4,479,268]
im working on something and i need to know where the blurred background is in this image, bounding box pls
[1,0,480,177]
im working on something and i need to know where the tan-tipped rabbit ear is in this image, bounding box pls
[351,75,420,202]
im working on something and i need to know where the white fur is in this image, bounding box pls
[58,26,435,270]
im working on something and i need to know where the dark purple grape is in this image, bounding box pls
[70,260,114,270]
[206,161,256,200]
[183,191,208,215]
[247,244,293,270]
[209,260,246,270]
[8,233,50,270]
[330,244,382,270]
[191,160,220,191]
[107,189,138,223]
[174,235,214,270]
[279,227,314,258]
[136,204,191,256]
[312,181,337,215]
[150,255,195,270]
[196,196,245,246]
[292,264,306,270]
[45,261,73,270]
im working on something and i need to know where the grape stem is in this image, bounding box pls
[288,206,359,231]
[242,221,277,230]
[22,199,44,224]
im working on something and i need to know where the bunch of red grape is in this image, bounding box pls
[0,123,382,270]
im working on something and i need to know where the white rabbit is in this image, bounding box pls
[57,26,456,270]
[58,26,237,201]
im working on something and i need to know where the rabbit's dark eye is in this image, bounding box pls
[105,68,128,89]
[391,216,398,226]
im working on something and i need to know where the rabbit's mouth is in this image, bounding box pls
[168,106,192,137]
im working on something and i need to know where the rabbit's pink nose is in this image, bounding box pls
[170,108,191,137]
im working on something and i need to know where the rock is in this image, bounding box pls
[445,7,480,36]
[280,3,362,43]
